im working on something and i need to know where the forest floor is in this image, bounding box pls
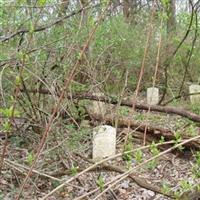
[0,100,200,200]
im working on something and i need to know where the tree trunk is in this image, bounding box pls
[159,0,176,104]
[122,0,137,24]
[60,0,70,15]
[167,0,176,34]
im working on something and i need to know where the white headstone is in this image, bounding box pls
[93,125,116,161]
[189,84,200,104]
[147,87,159,105]
[92,92,107,116]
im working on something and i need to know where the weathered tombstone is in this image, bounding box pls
[147,87,159,105]
[88,92,107,116]
[189,84,200,104]
[92,125,116,161]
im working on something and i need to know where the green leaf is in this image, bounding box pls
[150,141,160,156]
[38,0,47,6]
[29,22,34,33]
[3,121,11,132]
[161,182,171,194]
[96,175,105,192]
[15,76,21,86]
[70,165,78,176]
[26,152,34,165]
[134,149,143,163]
[0,106,16,117]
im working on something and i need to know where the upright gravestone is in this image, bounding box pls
[92,125,116,161]
[90,92,107,116]
[147,87,159,105]
[189,84,200,104]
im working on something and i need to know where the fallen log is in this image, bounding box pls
[91,113,200,150]
[73,94,200,123]
[20,89,200,123]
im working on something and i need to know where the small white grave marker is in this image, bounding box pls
[92,92,107,116]
[189,84,200,104]
[92,125,116,161]
[147,87,159,105]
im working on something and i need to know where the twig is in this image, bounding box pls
[1,4,93,42]
[178,4,198,95]
[15,2,111,199]
[5,159,61,182]
[132,0,156,110]
[90,135,200,200]
[39,140,176,199]
[143,13,163,145]
[159,0,199,104]
[74,153,174,199]
[162,92,200,106]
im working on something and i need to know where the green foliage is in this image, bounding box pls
[123,143,132,161]
[134,113,145,121]
[2,121,11,132]
[186,124,198,136]
[179,180,193,191]
[192,151,200,178]
[9,136,25,147]
[1,0,200,198]
[26,152,34,166]
[68,101,87,120]
[147,141,160,170]
[195,151,200,166]
[29,22,35,34]
[134,149,143,163]
[174,190,181,199]
[51,180,60,189]
[38,0,47,6]
[161,0,170,8]
[122,137,133,167]
[2,0,199,99]
[70,165,79,176]
[173,179,196,199]
[190,104,200,115]
[147,160,158,170]
[174,131,184,151]
[96,175,105,192]
[15,75,22,86]
[161,182,171,195]
[159,136,165,144]
[65,125,91,152]
[93,15,146,92]
[150,141,160,156]
[119,106,130,117]
[0,191,4,200]
[0,106,20,117]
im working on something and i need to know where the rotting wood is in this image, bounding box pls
[20,89,200,123]
[91,113,200,150]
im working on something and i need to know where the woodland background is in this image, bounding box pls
[0,0,200,199]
